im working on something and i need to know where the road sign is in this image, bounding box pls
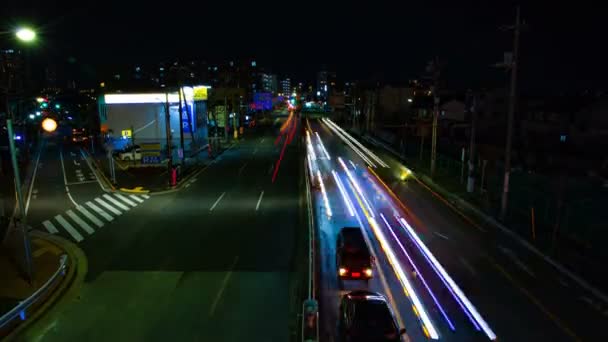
[216,106,226,128]
[193,86,208,101]
[142,155,161,164]
[121,129,132,138]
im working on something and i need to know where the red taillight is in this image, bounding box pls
[352,272,361,278]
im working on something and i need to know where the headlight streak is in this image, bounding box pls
[306,131,317,161]
[324,118,389,168]
[349,160,357,170]
[379,213,456,331]
[338,157,375,218]
[332,170,356,217]
[315,132,331,160]
[317,170,332,218]
[321,118,376,167]
[348,188,439,340]
[398,217,497,340]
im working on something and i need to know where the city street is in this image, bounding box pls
[308,117,607,342]
[23,125,303,341]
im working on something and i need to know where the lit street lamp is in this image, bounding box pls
[15,27,36,42]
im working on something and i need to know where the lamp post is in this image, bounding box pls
[1,26,38,283]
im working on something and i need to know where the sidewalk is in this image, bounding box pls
[0,232,76,338]
[83,142,233,193]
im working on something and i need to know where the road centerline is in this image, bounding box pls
[209,256,239,316]
[210,192,226,211]
[255,191,264,211]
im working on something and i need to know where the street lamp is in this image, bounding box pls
[15,27,36,42]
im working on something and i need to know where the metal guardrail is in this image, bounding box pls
[0,254,69,330]
[301,155,319,342]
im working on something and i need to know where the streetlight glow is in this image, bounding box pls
[42,118,57,132]
[15,27,36,42]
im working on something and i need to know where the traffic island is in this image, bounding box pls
[0,231,85,340]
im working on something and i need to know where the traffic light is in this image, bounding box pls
[54,103,61,109]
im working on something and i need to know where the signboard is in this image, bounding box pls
[121,129,132,138]
[193,86,208,101]
[182,103,196,133]
[215,105,226,128]
[141,143,161,164]
[253,93,272,111]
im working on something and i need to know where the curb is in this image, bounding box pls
[4,232,87,341]
[118,187,150,194]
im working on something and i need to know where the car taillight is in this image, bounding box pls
[352,272,361,278]
[339,267,348,276]
[364,268,373,277]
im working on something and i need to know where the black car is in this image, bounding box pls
[339,290,406,342]
[337,227,374,287]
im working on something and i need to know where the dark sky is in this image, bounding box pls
[3,2,606,91]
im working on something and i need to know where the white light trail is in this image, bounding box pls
[338,157,374,218]
[317,170,332,218]
[332,170,355,217]
[306,131,317,161]
[398,217,497,340]
[315,132,331,160]
[321,118,376,167]
[325,118,389,167]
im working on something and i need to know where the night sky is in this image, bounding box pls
[3,2,606,91]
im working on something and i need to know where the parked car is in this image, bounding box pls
[117,144,142,161]
[338,290,406,342]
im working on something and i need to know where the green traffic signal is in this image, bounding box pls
[55,103,61,109]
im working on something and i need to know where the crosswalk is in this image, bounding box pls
[41,193,151,242]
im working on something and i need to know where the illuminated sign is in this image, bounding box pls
[193,86,209,101]
[121,129,132,138]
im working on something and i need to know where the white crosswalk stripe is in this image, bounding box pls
[41,194,150,243]
[103,194,130,211]
[129,195,144,203]
[86,201,114,221]
[76,206,105,228]
[95,198,123,215]
[42,220,59,234]
[66,210,95,235]
[114,193,137,207]
[54,215,84,242]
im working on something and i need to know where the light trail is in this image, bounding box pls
[346,181,439,339]
[324,118,389,168]
[306,131,317,161]
[317,170,332,218]
[380,213,456,331]
[315,132,331,160]
[338,157,375,218]
[332,170,356,217]
[321,118,376,167]
[398,217,497,340]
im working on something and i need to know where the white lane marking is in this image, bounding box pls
[76,206,104,228]
[54,215,84,242]
[558,278,569,288]
[129,195,144,203]
[210,192,226,211]
[260,138,265,143]
[114,193,137,207]
[86,201,114,221]
[59,150,79,207]
[95,198,122,216]
[73,160,80,166]
[42,220,59,234]
[255,191,264,211]
[460,257,477,277]
[209,256,239,316]
[66,210,95,235]
[75,169,83,174]
[185,183,191,188]
[142,194,151,199]
[25,145,43,215]
[433,231,449,240]
[103,194,130,211]
[238,162,248,175]
[499,246,536,278]
[66,180,99,185]
[70,152,76,157]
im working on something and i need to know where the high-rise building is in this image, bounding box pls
[1,48,25,95]
[316,70,337,101]
[259,73,278,94]
[281,78,291,96]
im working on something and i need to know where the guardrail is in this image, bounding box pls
[301,155,319,342]
[0,254,69,331]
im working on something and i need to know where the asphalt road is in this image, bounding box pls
[22,122,303,342]
[310,116,607,342]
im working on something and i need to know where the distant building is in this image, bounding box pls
[316,70,337,101]
[0,48,25,95]
[281,78,291,96]
[260,73,278,94]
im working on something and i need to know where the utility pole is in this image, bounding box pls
[500,6,521,221]
[224,96,228,141]
[467,90,477,192]
[429,56,441,177]
[178,87,185,166]
[164,92,173,174]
